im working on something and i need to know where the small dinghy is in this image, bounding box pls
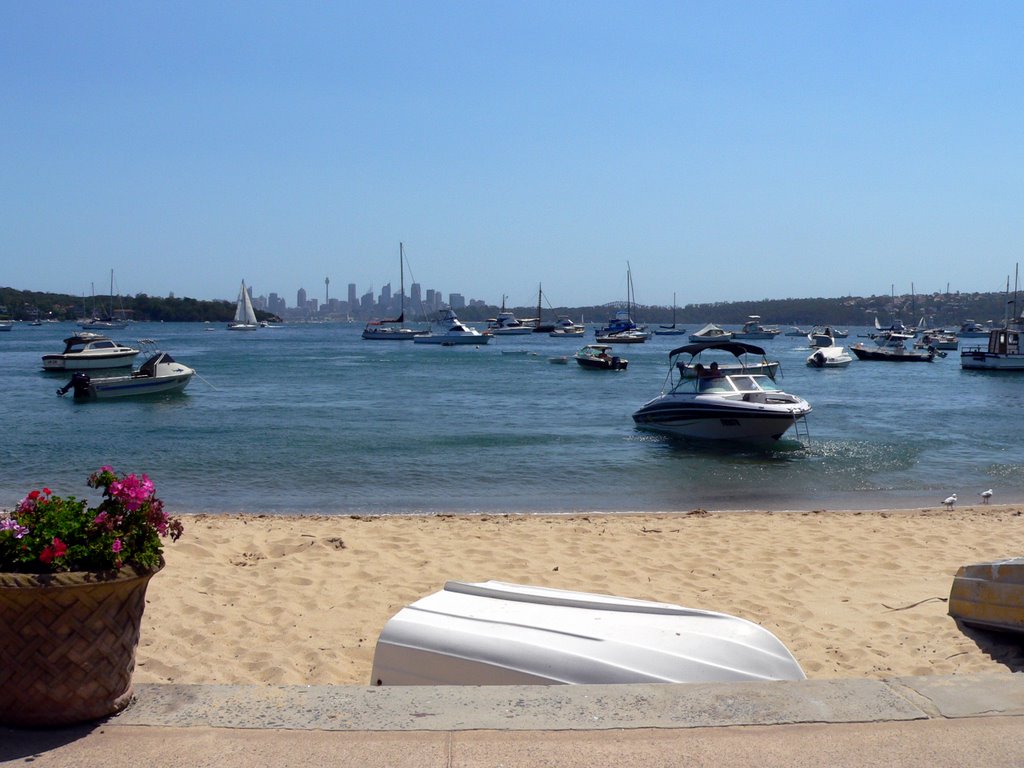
[948,558,1024,634]
[371,580,805,685]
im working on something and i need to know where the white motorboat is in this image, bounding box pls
[915,330,959,351]
[0,320,13,332]
[851,334,935,362]
[41,333,140,371]
[371,580,806,686]
[806,345,852,368]
[548,315,585,337]
[732,315,779,340]
[961,326,1024,371]
[227,280,259,331]
[806,326,838,348]
[486,309,534,335]
[413,309,491,345]
[632,341,811,443]
[362,243,429,340]
[957,319,992,338]
[574,344,628,370]
[688,323,733,343]
[57,351,194,400]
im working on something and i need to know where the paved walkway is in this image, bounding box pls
[3,674,1023,767]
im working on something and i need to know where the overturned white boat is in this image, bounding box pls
[371,580,805,686]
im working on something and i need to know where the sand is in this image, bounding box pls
[134,505,1024,686]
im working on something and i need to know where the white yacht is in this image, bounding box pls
[732,316,779,340]
[413,309,491,345]
[632,341,811,443]
[688,323,733,343]
[486,309,533,335]
[227,280,259,331]
[41,333,140,371]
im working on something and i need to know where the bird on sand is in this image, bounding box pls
[943,493,957,510]
[980,489,993,504]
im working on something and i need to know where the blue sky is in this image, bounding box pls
[3,1,1022,309]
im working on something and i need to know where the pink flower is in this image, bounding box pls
[112,539,122,553]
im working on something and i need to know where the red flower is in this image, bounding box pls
[27,490,40,501]
[39,537,68,564]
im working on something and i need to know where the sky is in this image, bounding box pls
[3,1,1023,309]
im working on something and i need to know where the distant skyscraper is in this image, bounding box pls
[297,287,307,310]
[410,282,421,307]
[449,293,465,310]
[348,283,357,308]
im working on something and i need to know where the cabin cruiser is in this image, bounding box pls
[961,326,1024,370]
[851,333,934,362]
[688,323,733,343]
[915,329,958,351]
[371,580,805,685]
[413,309,491,345]
[632,341,811,443]
[806,346,852,368]
[958,319,992,338]
[57,351,194,399]
[486,309,534,335]
[548,315,585,337]
[732,316,779,340]
[807,327,838,348]
[574,344,628,370]
[41,333,140,371]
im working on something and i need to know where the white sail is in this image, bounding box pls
[228,280,259,330]
[235,281,258,325]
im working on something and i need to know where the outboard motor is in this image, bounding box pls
[57,372,92,398]
[611,356,621,369]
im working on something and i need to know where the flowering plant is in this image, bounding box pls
[0,467,182,574]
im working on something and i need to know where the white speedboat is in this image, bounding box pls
[57,351,194,399]
[688,323,733,343]
[486,306,534,335]
[961,326,1024,371]
[548,315,585,337]
[371,580,805,686]
[632,341,811,443]
[851,334,934,362]
[413,309,491,345]
[807,326,838,348]
[806,346,852,368]
[41,333,140,371]
[957,319,992,338]
[574,344,628,370]
[227,280,259,331]
[732,315,780,340]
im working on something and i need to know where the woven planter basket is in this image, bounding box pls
[0,563,160,727]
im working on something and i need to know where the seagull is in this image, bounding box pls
[980,489,993,504]
[942,493,957,510]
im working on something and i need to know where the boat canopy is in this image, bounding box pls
[669,341,768,359]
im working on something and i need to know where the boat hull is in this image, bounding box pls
[949,558,1024,634]
[88,373,193,399]
[362,327,427,340]
[371,581,805,686]
[960,353,1024,370]
[42,353,138,371]
[851,344,933,362]
[632,397,810,442]
[413,334,490,345]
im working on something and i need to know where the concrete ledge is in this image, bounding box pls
[109,674,1024,732]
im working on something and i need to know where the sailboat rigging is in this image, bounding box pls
[362,243,428,340]
[79,270,129,329]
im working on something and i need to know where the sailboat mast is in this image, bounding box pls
[399,242,405,328]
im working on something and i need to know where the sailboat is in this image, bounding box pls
[80,270,129,330]
[362,243,428,340]
[227,280,259,331]
[654,292,687,336]
[595,264,648,343]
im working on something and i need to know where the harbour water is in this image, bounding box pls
[2,322,1022,515]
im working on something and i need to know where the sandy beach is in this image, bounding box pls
[134,506,1024,686]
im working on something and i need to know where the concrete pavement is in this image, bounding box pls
[2,674,1023,767]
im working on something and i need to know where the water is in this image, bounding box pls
[1,323,1021,515]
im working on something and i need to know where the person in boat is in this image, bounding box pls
[708,361,720,377]
[693,363,706,377]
